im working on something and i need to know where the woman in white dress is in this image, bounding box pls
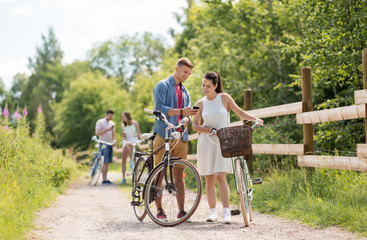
[121,112,142,184]
[193,72,263,224]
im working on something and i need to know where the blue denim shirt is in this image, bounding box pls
[153,76,191,141]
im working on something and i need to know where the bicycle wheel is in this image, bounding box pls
[91,156,102,186]
[144,160,202,227]
[235,157,250,226]
[132,156,149,221]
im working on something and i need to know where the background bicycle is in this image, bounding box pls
[216,120,263,227]
[121,138,144,184]
[89,136,114,186]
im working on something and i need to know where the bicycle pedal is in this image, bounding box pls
[130,201,141,206]
[252,178,263,184]
[165,183,175,190]
[231,210,241,215]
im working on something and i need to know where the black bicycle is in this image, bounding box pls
[131,109,202,227]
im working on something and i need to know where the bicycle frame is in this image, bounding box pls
[144,109,184,192]
[122,139,144,175]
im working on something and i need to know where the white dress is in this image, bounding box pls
[197,93,233,175]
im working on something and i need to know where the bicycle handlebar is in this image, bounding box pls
[144,109,184,131]
[91,135,115,146]
[250,119,264,129]
[122,139,144,145]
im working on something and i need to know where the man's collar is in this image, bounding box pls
[169,75,183,87]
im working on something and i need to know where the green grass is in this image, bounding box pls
[251,168,367,236]
[0,116,77,240]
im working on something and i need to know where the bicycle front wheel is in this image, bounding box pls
[90,156,102,186]
[132,156,149,221]
[235,158,251,226]
[144,160,202,227]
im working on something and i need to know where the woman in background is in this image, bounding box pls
[120,112,142,184]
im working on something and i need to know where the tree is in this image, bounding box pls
[19,28,64,140]
[88,32,166,89]
[282,0,367,152]
[53,72,129,149]
[173,0,301,111]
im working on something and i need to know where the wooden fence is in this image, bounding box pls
[124,49,367,172]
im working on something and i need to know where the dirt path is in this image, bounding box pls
[30,172,366,240]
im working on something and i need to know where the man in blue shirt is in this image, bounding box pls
[152,57,198,220]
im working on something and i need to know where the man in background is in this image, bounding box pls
[95,109,115,184]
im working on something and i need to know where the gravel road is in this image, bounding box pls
[29,172,366,240]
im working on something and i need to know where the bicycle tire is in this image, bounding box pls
[235,158,250,226]
[243,163,253,221]
[88,154,99,185]
[144,160,202,227]
[132,156,149,221]
[91,156,103,186]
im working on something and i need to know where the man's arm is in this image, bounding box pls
[153,81,171,117]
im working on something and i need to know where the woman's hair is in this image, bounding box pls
[122,112,132,126]
[203,71,223,93]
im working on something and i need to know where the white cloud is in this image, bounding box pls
[11,3,38,16]
[0,57,31,89]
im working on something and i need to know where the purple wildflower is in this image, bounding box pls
[23,105,28,116]
[37,103,42,114]
[3,102,9,118]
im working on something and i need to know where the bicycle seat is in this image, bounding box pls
[141,133,155,141]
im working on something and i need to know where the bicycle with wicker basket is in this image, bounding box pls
[215,120,263,227]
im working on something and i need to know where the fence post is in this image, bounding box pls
[244,89,253,174]
[363,49,367,143]
[301,67,314,173]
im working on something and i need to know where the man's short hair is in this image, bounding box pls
[106,109,114,115]
[176,57,194,69]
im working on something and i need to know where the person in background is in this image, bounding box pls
[193,71,263,224]
[95,109,116,185]
[120,111,142,184]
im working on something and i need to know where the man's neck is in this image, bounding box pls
[172,74,181,85]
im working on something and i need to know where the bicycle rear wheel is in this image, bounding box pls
[90,156,102,186]
[144,160,202,227]
[235,158,250,226]
[132,156,149,221]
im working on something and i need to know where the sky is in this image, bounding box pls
[0,0,187,90]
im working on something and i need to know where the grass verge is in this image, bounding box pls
[252,168,367,236]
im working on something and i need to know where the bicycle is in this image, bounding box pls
[131,109,202,227]
[121,138,144,182]
[89,136,115,186]
[215,120,263,227]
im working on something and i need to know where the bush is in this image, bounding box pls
[0,114,77,239]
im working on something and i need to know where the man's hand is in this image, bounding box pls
[182,107,198,116]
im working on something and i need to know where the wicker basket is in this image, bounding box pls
[217,125,252,158]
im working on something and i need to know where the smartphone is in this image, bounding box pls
[193,106,200,110]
